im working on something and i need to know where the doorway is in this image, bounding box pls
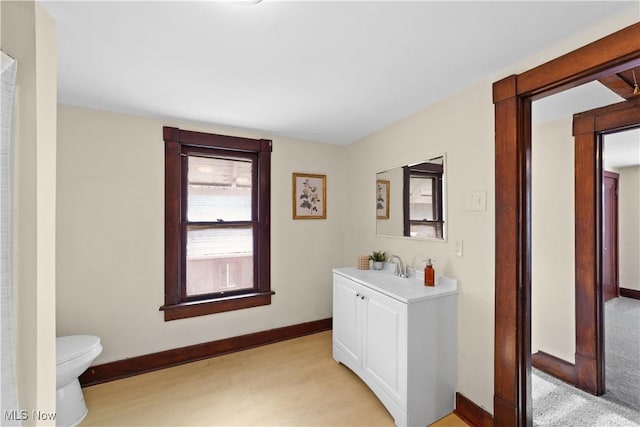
[492,22,640,427]
[602,127,640,413]
[573,100,640,397]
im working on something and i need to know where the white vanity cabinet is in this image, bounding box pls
[333,273,408,408]
[332,267,457,427]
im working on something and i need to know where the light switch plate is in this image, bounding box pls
[465,191,487,211]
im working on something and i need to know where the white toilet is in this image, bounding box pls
[56,335,103,427]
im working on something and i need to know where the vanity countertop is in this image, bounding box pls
[333,267,457,304]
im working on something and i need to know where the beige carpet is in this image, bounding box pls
[533,296,640,426]
[604,296,640,411]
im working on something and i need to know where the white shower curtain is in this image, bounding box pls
[0,50,20,426]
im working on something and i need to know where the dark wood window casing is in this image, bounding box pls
[161,126,273,321]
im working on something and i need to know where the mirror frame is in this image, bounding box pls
[375,154,448,242]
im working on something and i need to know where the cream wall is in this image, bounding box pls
[1,1,57,424]
[341,11,638,414]
[56,105,345,364]
[343,81,496,411]
[531,117,576,364]
[618,166,640,291]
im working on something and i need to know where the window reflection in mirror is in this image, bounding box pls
[376,155,446,241]
[405,159,444,238]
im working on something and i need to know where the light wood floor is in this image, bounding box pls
[81,331,467,426]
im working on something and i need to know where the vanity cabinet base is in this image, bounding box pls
[332,269,457,427]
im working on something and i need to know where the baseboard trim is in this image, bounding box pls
[79,318,332,387]
[454,392,493,427]
[531,351,576,385]
[620,288,640,300]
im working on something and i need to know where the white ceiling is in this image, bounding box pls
[532,81,624,125]
[41,0,639,145]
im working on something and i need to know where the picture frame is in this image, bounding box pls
[376,179,390,219]
[293,173,327,219]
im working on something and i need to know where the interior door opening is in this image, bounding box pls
[601,127,640,413]
[492,22,640,427]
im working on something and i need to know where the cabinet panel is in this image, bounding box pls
[333,275,361,365]
[362,289,407,405]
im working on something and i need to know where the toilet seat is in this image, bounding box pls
[57,335,101,365]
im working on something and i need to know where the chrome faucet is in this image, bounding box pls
[387,254,407,278]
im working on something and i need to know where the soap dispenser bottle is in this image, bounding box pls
[424,258,435,287]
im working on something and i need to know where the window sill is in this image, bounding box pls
[159,291,275,321]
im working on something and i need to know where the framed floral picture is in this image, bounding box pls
[376,180,390,219]
[293,173,327,219]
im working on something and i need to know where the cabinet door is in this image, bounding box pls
[361,288,407,406]
[333,275,362,365]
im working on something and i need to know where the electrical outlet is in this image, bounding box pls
[454,240,463,257]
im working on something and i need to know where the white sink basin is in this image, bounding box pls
[332,266,457,304]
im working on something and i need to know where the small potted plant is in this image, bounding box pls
[369,251,386,270]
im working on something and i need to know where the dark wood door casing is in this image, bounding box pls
[493,23,640,427]
[573,111,605,395]
[573,100,640,395]
[603,171,619,303]
[493,76,532,427]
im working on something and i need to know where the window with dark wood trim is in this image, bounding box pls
[161,127,273,321]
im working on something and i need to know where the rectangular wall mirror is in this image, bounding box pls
[376,154,447,241]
